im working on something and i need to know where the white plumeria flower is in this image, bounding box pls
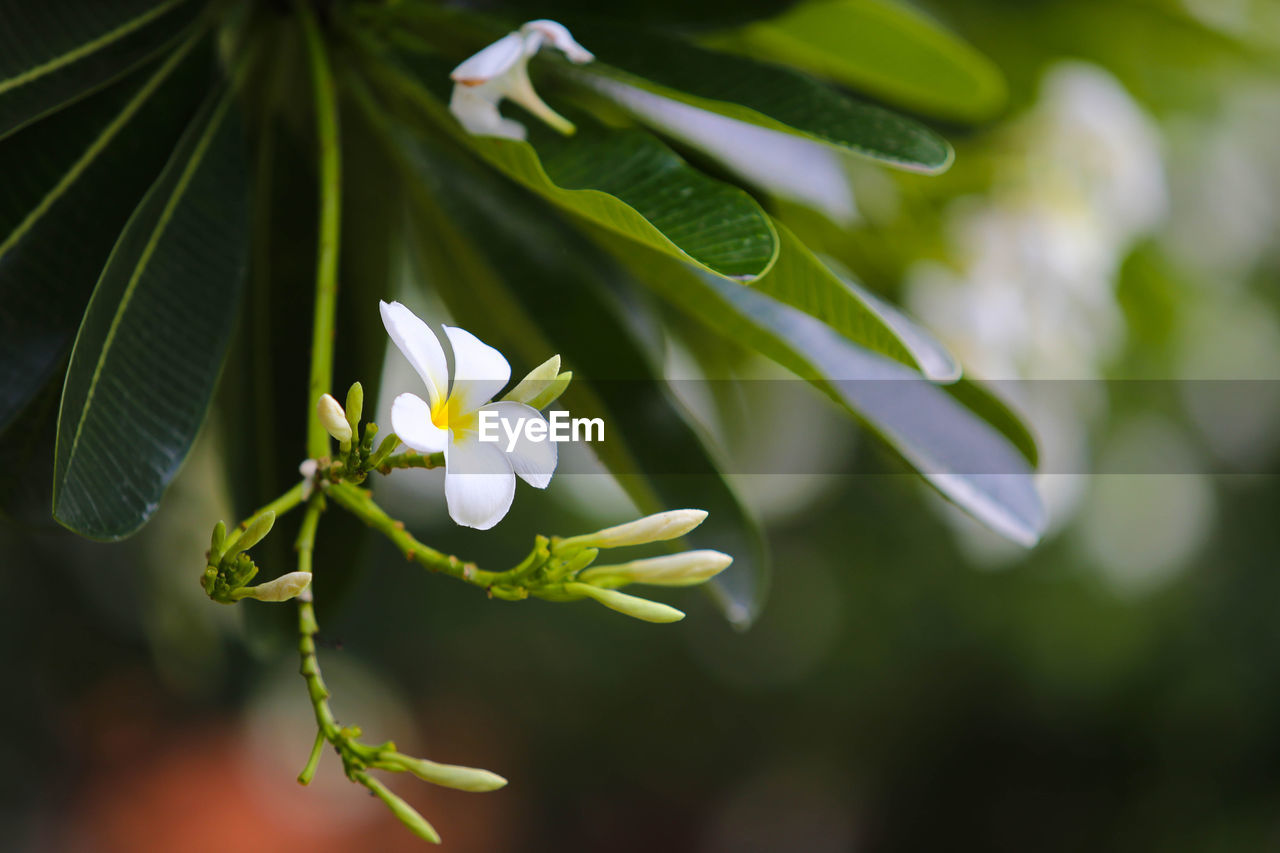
[449,19,594,141]
[380,300,557,530]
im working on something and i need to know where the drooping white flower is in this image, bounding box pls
[449,19,594,141]
[380,300,557,530]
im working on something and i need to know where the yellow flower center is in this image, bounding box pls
[431,394,477,435]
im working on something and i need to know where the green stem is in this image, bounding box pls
[326,481,548,596]
[298,729,325,785]
[326,482,493,582]
[297,0,343,461]
[222,481,307,553]
[294,499,341,775]
[377,449,444,473]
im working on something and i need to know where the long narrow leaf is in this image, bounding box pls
[53,84,249,539]
[566,24,954,174]
[591,227,1047,546]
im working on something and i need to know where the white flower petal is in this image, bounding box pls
[521,20,595,64]
[380,300,448,408]
[444,325,511,414]
[479,401,557,488]
[449,84,528,140]
[450,31,525,84]
[444,435,516,530]
[494,62,575,136]
[391,393,448,453]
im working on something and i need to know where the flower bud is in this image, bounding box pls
[388,755,508,792]
[578,549,732,588]
[229,510,275,555]
[233,571,312,602]
[564,582,685,623]
[525,371,572,411]
[502,355,560,405]
[317,393,352,444]
[559,509,708,550]
[363,774,441,844]
[209,520,227,559]
[345,382,364,434]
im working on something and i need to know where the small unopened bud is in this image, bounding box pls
[578,549,732,588]
[233,571,312,602]
[559,509,708,550]
[362,774,441,844]
[317,393,352,444]
[502,355,560,405]
[210,520,227,559]
[345,382,364,434]
[388,755,508,792]
[564,582,685,623]
[525,371,572,410]
[228,510,276,555]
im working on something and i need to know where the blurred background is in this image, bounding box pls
[4,0,1280,850]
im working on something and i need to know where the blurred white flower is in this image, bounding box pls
[449,19,593,140]
[906,62,1169,544]
[908,62,1166,382]
[380,300,556,529]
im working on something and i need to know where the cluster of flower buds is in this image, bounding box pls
[305,381,407,498]
[491,509,732,623]
[201,510,311,604]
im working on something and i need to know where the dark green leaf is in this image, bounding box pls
[567,24,954,173]
[0,35,211,433]
[54,84,250,540]
[0,0,200,139]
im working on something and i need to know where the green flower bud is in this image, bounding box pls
[502,354,561,405]
[362,774,441,844]
[525,371,572,411]
[345,382,364,434]
[317,393,353,444]
[229,510,275,555]
[209,520,227,560]
[387,755,508,792]
[559,509,708,550]
[564,582,685,623]
[232,571,312,602]
[578,549,732,588]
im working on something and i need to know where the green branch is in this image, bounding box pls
[325,481,548,597]
[297,0,343,461]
